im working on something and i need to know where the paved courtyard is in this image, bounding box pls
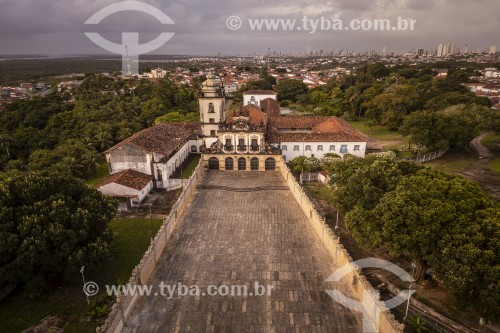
[123,171,362,333]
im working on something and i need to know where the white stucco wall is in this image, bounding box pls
[243,93,277,106]
[107,145,153,176]
[277,141,366,162]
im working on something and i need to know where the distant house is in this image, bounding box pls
[98,170,154,212]
[147,68,167,79]
[436,69,448,77]
[224,80,238,94]
[243,90,277,106]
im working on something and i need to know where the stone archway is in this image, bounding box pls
[238,157,247,170]
[250,158,259,171]
[265,158,276,170]
[225,157,234,170]
[208,157,219,170]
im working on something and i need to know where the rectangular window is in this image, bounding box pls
[317,145,323,151]
[329,145,335,151]
[354,145,360,151]
[210,130,216,136]
[293,145,300,151]
[209,118,215,124]
[281,145,287,151]
[340,145,348,153]
[305,145,311,151]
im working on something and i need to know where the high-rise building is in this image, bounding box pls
[437,44,444,57]
[417,48,424,56]
[448,43,456,55]
[489,45,497,54]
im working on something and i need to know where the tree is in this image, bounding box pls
[400,104,490,150]
[288,156,320,173]
[155,112,199,124]
[400,110,449,150]
[0,172,116,296]
[28,142,100,179]
[328,154,422,213]
[371,168,497,283]
[320,153,341,170]
[275,79,308,102]
[406,316,430,333]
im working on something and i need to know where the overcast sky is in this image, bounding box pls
[0,0,499,55]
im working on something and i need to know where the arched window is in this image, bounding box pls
[238,157,246,170]
[208,102,215,113]
[225,157,234,170]
[265,158,276,171]
[208,158,219,170]
[191,145,198,152]
[250,158,259,171]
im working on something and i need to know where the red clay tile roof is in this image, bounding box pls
[228,105,268,127]
[268,116,367,143]
[260,98,281,117]
[243,90,276,95]
[105,122,201,156]
[98,169,153,191]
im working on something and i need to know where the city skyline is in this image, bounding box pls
[0,0,499,56]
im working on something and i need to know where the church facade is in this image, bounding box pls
[198,72,283,171]
[199,72,367,171]
[97,72,367,209]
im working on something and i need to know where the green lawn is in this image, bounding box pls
[85,163,110,187]
[481,132,500,150]
[426,150,478,174]
[488,159,500,173]
[179,155,201,179]
[304,182,335,202]
[0,218,162,333]
[346,117,403,141]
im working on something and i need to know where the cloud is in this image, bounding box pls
[0,0,498,55]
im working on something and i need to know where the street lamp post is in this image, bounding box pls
[404,284,413,319]
[300,137,306,184]
[80,265,89,305]
[404,262,417,320]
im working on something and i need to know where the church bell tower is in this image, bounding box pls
[199,72,226,141]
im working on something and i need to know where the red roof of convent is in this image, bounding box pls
[98,169,153,191]
[268,116,367,143]
[227,104,268,127]
[105,122,201,156]
[260,98,281,117]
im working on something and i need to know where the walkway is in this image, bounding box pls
[122,171,362,333]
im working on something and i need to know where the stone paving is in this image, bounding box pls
[122,171,362,333]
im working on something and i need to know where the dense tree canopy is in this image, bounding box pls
[0,75,199,179]
[275,79,308,102]
[326,155,499,320]
[0,172,116,296]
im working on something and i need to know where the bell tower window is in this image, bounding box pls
[208,103,215,113]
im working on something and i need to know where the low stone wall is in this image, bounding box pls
[278,159,405,333]
[98,160,205,333]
